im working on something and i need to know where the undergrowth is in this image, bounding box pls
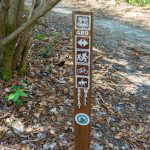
[118,0,150,6]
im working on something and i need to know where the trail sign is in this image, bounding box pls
[73,11,93,150]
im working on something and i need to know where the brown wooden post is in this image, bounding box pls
[73,11,93,150]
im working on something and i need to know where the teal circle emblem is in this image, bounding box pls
[75,113,90,126]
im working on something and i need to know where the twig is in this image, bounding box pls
[93,55,104,63]
[96,92,105,103]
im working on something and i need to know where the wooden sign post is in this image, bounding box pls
[73,11,93,150]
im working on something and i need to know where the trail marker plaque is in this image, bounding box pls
[73,11,93,150]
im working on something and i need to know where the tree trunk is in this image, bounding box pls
[16,0,25,28]
[1,0,18,81]
[12,0,25,70]
[0,0,61,81]
[13,0,38,70]
[20,36,32,74]
[0,0,9,67]
[19,0,37,73]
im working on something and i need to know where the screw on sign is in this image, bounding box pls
[73,11,93,150]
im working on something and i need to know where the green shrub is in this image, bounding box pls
[5,83,28,106]
[36,34,46,40]
[5,89,28,106]
[125,0,150,6]
[39,44,53,58]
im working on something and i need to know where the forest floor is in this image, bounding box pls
[0,0,150,149]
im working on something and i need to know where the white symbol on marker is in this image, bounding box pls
[77,52,88,63]
[77,16,89,28]
[78,88,81,109]
[77,67,88,75]
[78,39,88,47]
[78,79,87,87]
[84,88,88,106]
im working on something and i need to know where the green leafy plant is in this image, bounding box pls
[5,89,28,106]
[36,34,46,40]
[39,44,54,58]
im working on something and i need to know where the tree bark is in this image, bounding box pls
[0,0,9,66]
[13,0,38,70]
[12,31,29,70]
[16,0,25,28]
[19,0,38,73]
[1,0,18,80]
[0,0,9,38]
[20,36,32,74]
[12,0,25,70]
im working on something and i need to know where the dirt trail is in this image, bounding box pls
[49,1,150,53]
[26,0,150,54]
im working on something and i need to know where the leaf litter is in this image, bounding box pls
[0,0,150,149]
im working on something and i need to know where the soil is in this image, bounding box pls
[0,0,150,149]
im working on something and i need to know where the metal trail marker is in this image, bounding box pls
[73,11,93,150]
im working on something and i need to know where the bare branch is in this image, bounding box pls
[28,0,36,20]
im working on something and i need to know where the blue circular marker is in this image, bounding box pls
[75,113,90,126]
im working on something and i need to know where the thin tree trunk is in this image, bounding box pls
[1,0,18,80]
[16,0,25,28]
[12,32,29,70]
[20,36,32,74]
[13,0,36,70]
[0,0,9,67]
[19,0,37,73]
[12,0,25,69]
[0,0,9,38]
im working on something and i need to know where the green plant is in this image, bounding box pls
[125,0,150,5]
[117,0,150,5]
[5,89,28,106]
[39,44,54,58]
[36,34,46,40]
